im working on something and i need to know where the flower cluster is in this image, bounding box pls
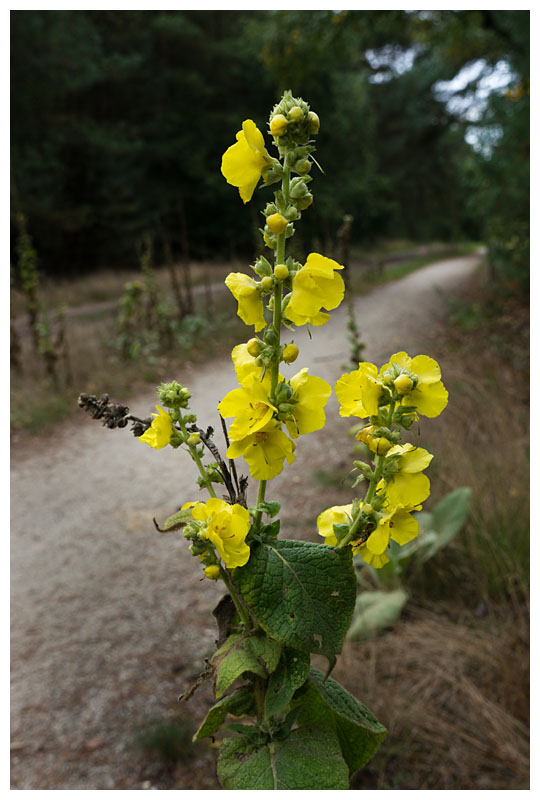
[317,351,447,568]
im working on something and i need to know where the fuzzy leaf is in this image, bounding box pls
[193,689,255,742]
[265,647,310,718]
[212,633,282,699]
[234,540,356,658]
[217,725,349,789]
[211,634,266,698]
[418,487,471,562]
[298,669,386,776]
[348,589,408,641]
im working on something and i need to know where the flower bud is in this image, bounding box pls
[278,402,295,414]
[289,177,310,199]
[355,425,375,444]
[247,338,261,357]
[288,105,304,123]
[294,194,313,210]
[362,503,373,516]
[394,374,414,395]
[368,436,393,455]
[264,327,279,346]
[270,114,289,137]
[307,111,320,134]
[204,565,221,581]
[274,263,289,280]
[282,343,299,363]
[295,159,311,175]
[266,213,288,235]
[187,432,201,447]
[261,275,274,291]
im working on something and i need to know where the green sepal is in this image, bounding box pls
[217,725,349,789]
[264,647,310,719]
[234,540,356,660]
[192,688,255,742]
[152,508,193,532]
[332,522,350,543]
[296,669,386,777]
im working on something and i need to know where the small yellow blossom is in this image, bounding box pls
[227,422,296,480]
[285,253,345,327]
[282,368,332,439]
[139,406,173,450]
[218,374,277,441]
[335,363,383,418]
[225,273,266,331]
[377,443,433,507]
[182,498,251,569]
[363,505,418,561]
[221,120,271,203]
[382,352,448,418]
[317,504,353,546]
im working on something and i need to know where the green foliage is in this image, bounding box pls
[193,689,255,742]
[234,539,356,658]
[297,669,387,776]
[265,647,310,718]
[11,10,528,286]
[217,725,350,790]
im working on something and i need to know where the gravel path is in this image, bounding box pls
[10,254,480,789]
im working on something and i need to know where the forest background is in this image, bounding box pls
[11,9,529,290]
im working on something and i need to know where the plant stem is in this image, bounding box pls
[219,565,251,629]
[178,413,217,498]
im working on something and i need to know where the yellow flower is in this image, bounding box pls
[218,374,277,441]
[182,498,251,569]
[317,504,353,546]
[377,443,433,507]
[360,505,418,567]
[221,120,271,203]
[266,212,288,234]
[285,253,345,327]
[225,273,266,331]
[355,546,390,569]
[138,406,173,450]
[282,368,332,439]
[381,352,448,418]
[227,422,296,480]
[335,363,383,418]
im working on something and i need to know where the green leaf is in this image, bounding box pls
[211,633,282,698]
[152,508,193,532]
[265,647,310,718]
[234,540,356,658]
[217,725,349,789]
[348,589,408,641]
[211,634,266,698]
[193,688,254,742]
[418,487,471,562]
[298,669,386,776]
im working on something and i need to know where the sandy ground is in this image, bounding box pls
[10,254,480,789]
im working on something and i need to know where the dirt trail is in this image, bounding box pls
[10,255,480,789]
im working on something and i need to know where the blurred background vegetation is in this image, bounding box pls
[11,9,529,290]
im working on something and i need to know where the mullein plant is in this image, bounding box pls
[79,91,447,790]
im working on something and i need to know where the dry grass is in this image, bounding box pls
[335,607,529,789]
